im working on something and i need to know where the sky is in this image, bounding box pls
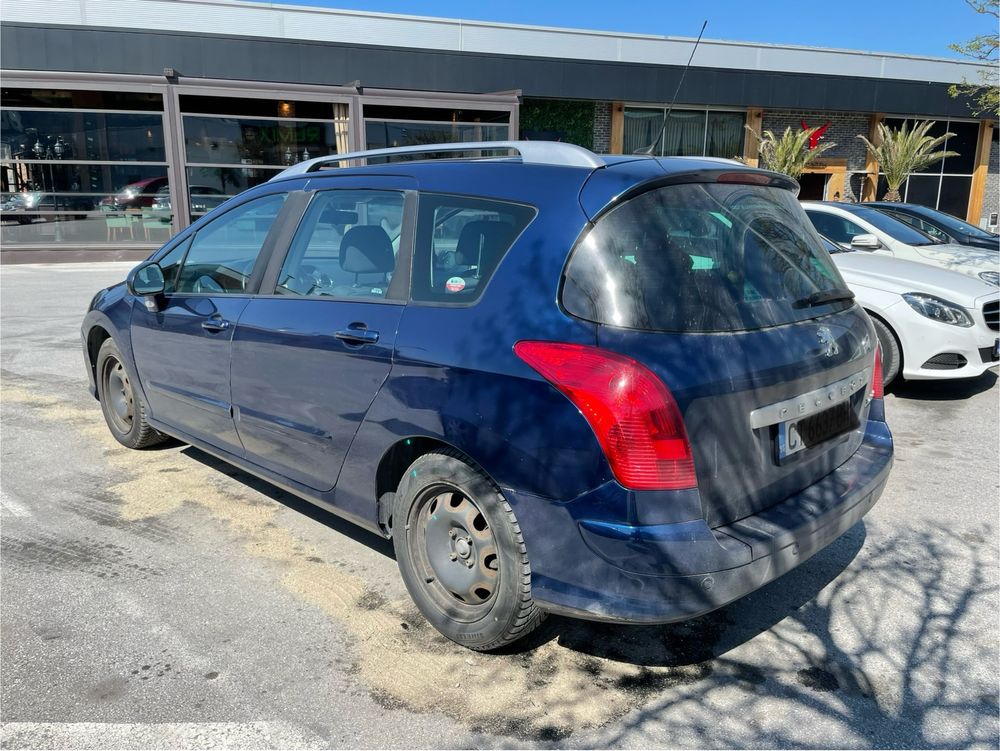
[258,0,989,60]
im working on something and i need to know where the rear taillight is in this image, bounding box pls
[513,341,696,491]
[871,344,884,400]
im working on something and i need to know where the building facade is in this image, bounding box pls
[1,0,996,257]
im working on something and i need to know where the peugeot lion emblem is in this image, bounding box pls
[817,326,839,357]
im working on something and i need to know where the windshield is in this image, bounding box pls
[850,207,940,246]
[562,182,850,333]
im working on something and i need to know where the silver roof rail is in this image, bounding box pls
[269,140,605,181]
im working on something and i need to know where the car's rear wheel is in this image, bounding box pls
[392,449,544,651]
[96,338,168,449]
[870,316,901,386]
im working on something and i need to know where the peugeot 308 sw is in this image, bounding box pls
[83,142,894,650]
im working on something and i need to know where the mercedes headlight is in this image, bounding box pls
[902,293,974,327]
[978,271,999,287]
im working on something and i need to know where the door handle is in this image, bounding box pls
[201,318,231,333]
[335,327,379,345]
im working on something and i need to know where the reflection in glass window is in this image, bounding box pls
[184,167,282,217]
[1,110,166,162]
[364,121,509,152]
[880,118,980,217]
[183,116,344,167]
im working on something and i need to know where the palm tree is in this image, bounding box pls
[743,125,836,179]
[857,120,958,202]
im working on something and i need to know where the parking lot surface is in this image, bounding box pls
[1,263,998,749]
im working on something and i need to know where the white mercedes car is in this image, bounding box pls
[819,236,1000,384]
[804,201,999,288]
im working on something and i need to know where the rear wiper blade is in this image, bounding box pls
[794,287,855,308]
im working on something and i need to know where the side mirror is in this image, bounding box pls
[850,233,881,250]
[127,262,166,311]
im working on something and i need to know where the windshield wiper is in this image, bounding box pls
[794,287,855,308]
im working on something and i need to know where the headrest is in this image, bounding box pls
[455,221,517,266]
[339,226,394,274]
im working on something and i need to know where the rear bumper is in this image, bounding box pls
[511,418,893,624]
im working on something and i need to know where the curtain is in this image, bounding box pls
[661,111,705,156]
[706,112,745,159]
[623,108,663,155]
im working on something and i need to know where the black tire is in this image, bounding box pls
[870,315,901,386]
[392,449,544,651]
[96,338,168,449]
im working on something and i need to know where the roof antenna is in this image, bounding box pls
[635,20,708,156]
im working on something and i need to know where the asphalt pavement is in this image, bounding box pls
[1,263,997,749]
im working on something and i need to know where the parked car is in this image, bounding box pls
[82,142,892,650]
[803,201,999,287]
[819,235,999,384]
[150,185,227,214]
[99,177,169,211]
[866,202,1000,252]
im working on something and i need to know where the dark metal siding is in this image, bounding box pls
[0,22,978,117]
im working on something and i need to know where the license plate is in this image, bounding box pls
[994,339,999,359]
[777,400,858,459]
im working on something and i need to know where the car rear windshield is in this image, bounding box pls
[561,181,850,333]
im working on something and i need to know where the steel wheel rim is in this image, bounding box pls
[103,357,134,433]
[407,483,499,622]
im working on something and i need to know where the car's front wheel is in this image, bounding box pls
[96,337,168,449]
[392,449,544,651]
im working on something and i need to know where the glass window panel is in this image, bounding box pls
[1,88,163,111]
[706,111,745,159]
[175,193,287,293]
[1,110,166,162]
[364,104,509,123]
[411,195,536,304]
[876,175,889,200]
[183,116,344,167]
[622,108,664,155]
[888,118,949,175]
[937,176,972,219]
[904,174,940,208]
[661,110,706,157]
[0,206,171,246]
[1,164,169,212]
[276,190,406,300]
[942,121,978,174]
[364,121,509,152]
[179,95,348,121]
[185,166,282,217]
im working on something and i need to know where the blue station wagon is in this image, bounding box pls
[83,142,893,650]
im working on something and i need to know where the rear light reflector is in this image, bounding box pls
[715,171,774,185]
[513,341,697,491]
[871,344,884,400]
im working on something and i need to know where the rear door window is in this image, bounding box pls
[562,182,849,333]
[410,195,535,304]
[275,189,406,300]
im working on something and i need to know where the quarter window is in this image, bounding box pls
[174,193,286,294]
[411,195,535,303]
[275,189,405,300]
